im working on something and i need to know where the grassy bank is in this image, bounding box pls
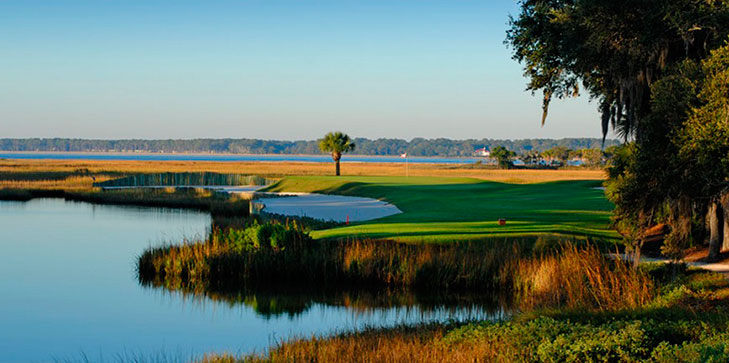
[138,223,540,294]
[199,266,729,363]
[0,187,250,216]
[139,223,635,311]
[262,176,617,241]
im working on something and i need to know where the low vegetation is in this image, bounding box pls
[0,159,606,192]
[0,187,250,216]
[0,137,620,156]
[196,263,729,363]
[138,221,546,294]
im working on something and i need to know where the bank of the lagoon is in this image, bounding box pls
[0,199,505,362]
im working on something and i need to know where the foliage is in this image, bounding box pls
[199,262,729,363]
[542,146,570,163]
[139,227,544,293]
[318,132,356,159]
[511,1,729,259]
[490,146,516,169]
[577,149,604,167]
[679,40,729,204]
[507,0,729,142]
[603,40,729,259]
[0,137,620,156]
[318,131,355,176]
[223,220,313,252]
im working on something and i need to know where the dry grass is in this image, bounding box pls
[513,244,655,310]
[0,175,114,190]
[138,230,535,297]
[197,325,493,363]
[0,159,605,191]
[194,245,670,363]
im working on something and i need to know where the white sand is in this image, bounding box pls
[99,185,401,222]
[254,193,402,222]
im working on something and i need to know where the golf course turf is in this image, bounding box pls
[262,176,618,242]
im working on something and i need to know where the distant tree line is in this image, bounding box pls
[0,138,620,157]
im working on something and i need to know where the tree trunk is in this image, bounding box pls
[720,191,729,251]
[633,244,642,269]
[708,200,724,261]
[335,160,340,176]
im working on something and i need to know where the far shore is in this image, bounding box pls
[0,150,481,160]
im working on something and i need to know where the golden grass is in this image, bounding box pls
[197,325,496,363]
[513,244,654,310]
[0,175,113,190]
[0,159,605,191]
[194,244,663,363]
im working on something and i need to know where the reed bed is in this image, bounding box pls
[141,227,716,363]
[0,159,605,185]
[139,226,650,312]
[0,175,114,190]
[0,187,250,216]
[138,231,534,295]
[94,172,271,187]
[195,268,729,363]
[67,187,251,215]
[512,244,655,310]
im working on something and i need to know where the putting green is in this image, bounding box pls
[262,176,618,242]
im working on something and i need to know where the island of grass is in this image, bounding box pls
[261,176,618,242]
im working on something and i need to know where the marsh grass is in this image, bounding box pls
[137,226,729,363]
[197,268,729,363]
[0,187,250,216]
[138,233,535,295]
[138,227,645,311]
[93,172,271,187]
[513,244,655,310]
[68,187,250,215]
[0,159,605,188]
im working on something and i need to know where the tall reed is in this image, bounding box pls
[512,244,654,310]
[138,228,535,296]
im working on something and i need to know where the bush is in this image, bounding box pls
[222,221,313,252]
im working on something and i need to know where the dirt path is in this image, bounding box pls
[611,253,729,278]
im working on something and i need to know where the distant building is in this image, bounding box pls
[474,147,490,157]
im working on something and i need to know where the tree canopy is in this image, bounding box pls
[507,0,729,142]
[0,137,618,157]
[318,132,355,176]
[509,0,729,262]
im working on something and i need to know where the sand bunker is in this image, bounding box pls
[254,193,402,222]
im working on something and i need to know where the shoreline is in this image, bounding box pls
[0,150,483,160]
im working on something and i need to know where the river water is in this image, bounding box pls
[0,199,506,362]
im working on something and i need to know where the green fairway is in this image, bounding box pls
[262,176,618,242]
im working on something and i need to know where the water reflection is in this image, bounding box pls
[142,282,512,323]
[0,199,510,362]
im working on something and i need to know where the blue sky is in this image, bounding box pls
[0,1,605,140]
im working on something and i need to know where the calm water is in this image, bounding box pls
[0,152,483,164]
[0,199,506,362]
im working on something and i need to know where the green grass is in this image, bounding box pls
[262,176,618,241]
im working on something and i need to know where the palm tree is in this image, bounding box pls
[319,132,355,176]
